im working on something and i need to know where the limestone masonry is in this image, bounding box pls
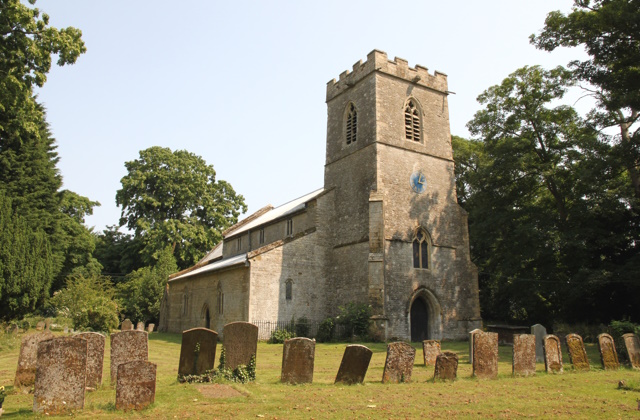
[159,50,482,340]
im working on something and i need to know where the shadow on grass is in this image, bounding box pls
[149,332,182,345]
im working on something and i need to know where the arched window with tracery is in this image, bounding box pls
[346,103,358,145]
[217,283,224,315]
[404,99,421,142]
[413,228,431,269]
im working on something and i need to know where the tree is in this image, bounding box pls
[116,146,247,269]
[93,225,145,281]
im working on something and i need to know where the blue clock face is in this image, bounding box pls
[410,171,427,194]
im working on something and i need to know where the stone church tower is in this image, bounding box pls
[160,50,481,341]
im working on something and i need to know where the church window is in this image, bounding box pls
[182,292,188,315]
[413,228,431,269]
[285,279,293,300]
[259,228,265,244]
[404,99,421,142]
[346,103,358,145]
[217,284,224,315]
[286,219,293,236]
[236,237,242,252]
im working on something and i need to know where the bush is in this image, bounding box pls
[316,317,335,343]
[267,328,295,344]
[295,317,310,338]
[609,319,640,363]
[337,302,372,339]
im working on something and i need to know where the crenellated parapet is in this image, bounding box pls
[326,49,449,102]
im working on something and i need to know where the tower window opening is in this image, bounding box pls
[405,100,421,142]
[413,229,430,269]
[346,103,358,145]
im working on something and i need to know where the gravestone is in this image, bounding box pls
[565,333,589,371]
[622,333,640,369]
[335,344,372,385]
[597,333,619,370]
[178,328,218,377]
[76,332,105,389]
[36,321,45,331]
[531,324,547,363]
[136,322,145,331]
[33,336,87,414]
[44,318,52,330]
[64,326,69,334]
[543,334,563,373]
[147,323,155,333]
[422,340,441,366]
[110,330,148,384]
[222,322,258,370]
[116,360,157,411]
[382,342,415,383]
[121,319,133,331]
[512,334,536,376]
[433,351,458,381]
[281,337,315,384]
[473,331,498,379]
[14,331,54,388]
[468,328,482,365]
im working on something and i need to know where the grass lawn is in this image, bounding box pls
[0,331,638,418]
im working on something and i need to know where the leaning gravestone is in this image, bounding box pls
[14,330,54,388]
[136,322,145,331]
[543,334,563,373]
[622,333,640,369]
[110,330,148,384]
[597,333,619,370]
[116,360,157,411]
[512,334,536,376]
[468,328,482,365]
[76,332,105,389]
[531,324,547,363]
[422,340,441,366]
[281,337,315,384]
[121,319,133,331]
[335,344,372,385]
[382,342,415,383]
[433,351,458,381]
[147,323,155,333]
[565,333,589,371]
[222,322,258,370]
[178,328,218,377]
[473,331,498,379]
[33,336,88,414]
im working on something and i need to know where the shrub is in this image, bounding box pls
[295,317,310,338]
[337,302,372,339]
[316,317,335,342]
[609,319,640,363]
[267,328,295,344]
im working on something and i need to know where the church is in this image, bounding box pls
[159,50,481,341]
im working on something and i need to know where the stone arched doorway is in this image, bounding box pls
[408,288,443,341]
[410,297,429,341]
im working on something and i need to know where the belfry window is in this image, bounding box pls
[346,103,357,145]
[405,99,421,142]
[413,228,430,269]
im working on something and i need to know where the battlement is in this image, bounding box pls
[326,49,449,102]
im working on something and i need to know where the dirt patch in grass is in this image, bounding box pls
[195,384,247,399]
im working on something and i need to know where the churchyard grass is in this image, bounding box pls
[0,331,638,418]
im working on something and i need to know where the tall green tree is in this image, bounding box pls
[116,146,247,269]
[93,225,144,281]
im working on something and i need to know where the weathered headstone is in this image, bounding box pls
[178,328,218,377]
[543,334,563,373]
[422,340,441,366]
[382,342,415,383]
[433,351,458,381]
[115,360,157,411]
[565,333,589,371]
[335,344,372,385]
[44,318,52,330]
[14,331,54,388]
[33,336,87,414]
[110,330,148,384]
[468,328,482,365]
[222,322,258,370]
[36,321,45,331]
[622,333,640,369]
[120,319,133,331]
[64,326,69,334]
[136,321,145,331]
[531,324,547,363]
[147,323,155,333]
[597,333,619,370]
[512,334,536,376]
[473,331,498,379]
[76,332,105,389]
[281,337,315,384]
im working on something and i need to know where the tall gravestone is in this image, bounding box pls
[512,334,536,376]
[468,329,482,365]
[33,337,88,414]
[433,351,458,381]
[14,331,54,388]
[116,360,157,411]
[597,333,619,370]
[281,338,315,384]
[136,322,145,331]
[222,322,258,370]
[121,319,133,331]
[76,332,105,389]
[178,328,218,377]
[543,334,563,373]
[531,324,547,363]
[565,333,589,371]
[422,340,441,366]
[110,330,148,384]
[147,323,155,333]
[382,342,415,383]
[335,344,372,385]
[622,333,640,369]
[473,331,498,379]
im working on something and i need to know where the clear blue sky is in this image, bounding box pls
[34,0,585,232]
